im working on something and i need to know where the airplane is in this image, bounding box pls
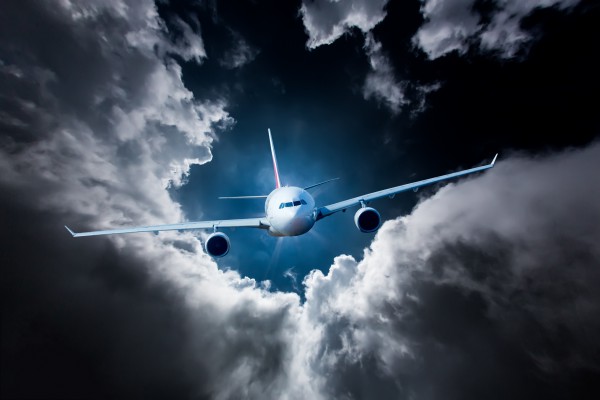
[65,129,497,258]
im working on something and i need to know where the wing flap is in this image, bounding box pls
[65,218,270,238]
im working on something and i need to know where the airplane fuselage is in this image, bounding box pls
[265,186,315,236]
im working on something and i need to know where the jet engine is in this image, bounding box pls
[205,232,231,258]
[354,207,381,233]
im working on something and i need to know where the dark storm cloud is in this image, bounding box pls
[2,1,600,399]
[414,0,582,58]
[0,1,299,399]
[299,0,390,49]
[299,0,440,115]
[219,32,259,69]
[362,33,407,114]
[299,144,600,399]
[299,0,409,114]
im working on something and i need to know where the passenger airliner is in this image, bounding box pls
[66,129,497,257]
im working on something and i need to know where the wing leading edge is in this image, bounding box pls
[65,217,270,238]
[315,154,498,221]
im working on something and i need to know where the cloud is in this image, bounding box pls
[298,0,403,113]
[169,16,207,63]
[2,1,599,398]
[283,267,300,292]
[362,34,407,114]
[362,35,441,115]
[220,35,259,69]
[414,0,582,59]
[299,0,390,49]
[479,0,581,56]
[295,143,600,398]
[0,1,296,398]
[412,0,480,59]
[0,0,230,220]
[300,1,434,115]
[410,81,442,117]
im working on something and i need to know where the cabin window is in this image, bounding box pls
[285,202,293,207]
[293,200,301,206]
[300,199,307,205]
[279,203,285,209]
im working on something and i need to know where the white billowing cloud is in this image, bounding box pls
[362,34,407,114]
[362,35,440,115]
[413,0,479,59]
[170,16,207,63]
[292,143,600,398]
[283,267,300,292]
[300,0,390,49]
[62,0,206,64]
[300,1,432,115]
[0,0,229,226]
[0,1,298,397]
[117,232,303,400]
[414,0,582,59]
[479,0,580,56]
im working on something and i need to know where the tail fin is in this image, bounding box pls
[268,128,281,188]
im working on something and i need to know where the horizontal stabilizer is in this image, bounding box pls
[218,195,269,199]
[303,177,339,191]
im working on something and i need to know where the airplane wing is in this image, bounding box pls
[315,154,497,221]
[65,217,270,238]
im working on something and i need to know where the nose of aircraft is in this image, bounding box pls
[277,207,314,236]
[288,215,313,235]
[291,206,305,218]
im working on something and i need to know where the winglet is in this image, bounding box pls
[268,128,281,188]
[491,153,498,166]
[64,225,77,237]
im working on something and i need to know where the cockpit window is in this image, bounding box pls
[279,199,308,209]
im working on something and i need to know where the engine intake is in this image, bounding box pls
[354,207,381,233]
[205,232,231,258]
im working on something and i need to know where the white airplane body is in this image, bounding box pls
[66,129,497,257]
[265,186,315,237]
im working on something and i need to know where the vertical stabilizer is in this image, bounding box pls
[268,128,281,188]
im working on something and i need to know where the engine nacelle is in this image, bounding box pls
[354,207,381,233]
[205,232,231,258]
